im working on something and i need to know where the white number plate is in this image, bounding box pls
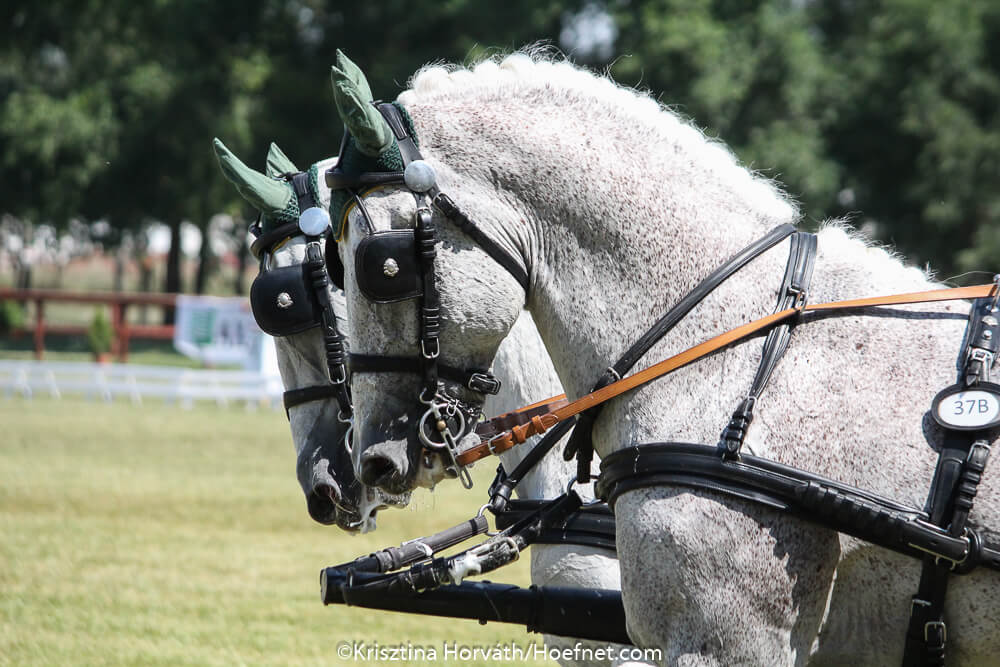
[931,383,1000,431]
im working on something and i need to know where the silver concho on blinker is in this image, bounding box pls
[298,206,331,236]
[276,292,294,309]
[403,160,437,193]
[383,258,400,278]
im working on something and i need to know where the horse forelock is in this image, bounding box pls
[397,50,798,226]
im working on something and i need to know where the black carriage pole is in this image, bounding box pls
[321,568,631,645]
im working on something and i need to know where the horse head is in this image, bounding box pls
[328,51,526,495]
[214,136,409,531]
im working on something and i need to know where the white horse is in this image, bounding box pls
[330,51,1000,665]
[214,141,642,667]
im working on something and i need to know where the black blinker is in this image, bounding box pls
[250,263,323,336]
[355,229,423,303]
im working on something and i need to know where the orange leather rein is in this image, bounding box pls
[462,282,999,466]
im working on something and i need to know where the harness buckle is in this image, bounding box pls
[967,348,994,385]
[924,620,947,648]
[421,339,440,360]
[330,365,348,385]
[787,285,807,309]
[467,372,501,395]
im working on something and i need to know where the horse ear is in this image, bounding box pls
[213,138,291,214]
[330,51,393,157]
[266,142,298,178]
[335,49,374,102]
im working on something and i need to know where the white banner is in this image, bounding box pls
[173,295,272,370]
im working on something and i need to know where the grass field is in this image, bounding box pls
[0,397,554,666]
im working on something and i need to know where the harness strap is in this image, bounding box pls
[486,418,578,511]
[349,354,503,395]
[414,207,441,393]
[594,442,1000,573]
[492,499,616,552]
[903,295,999,666]
[431,192,530,293]
[457,282,1000,466]
[249,220,303,258]
[563,223,798,481]
[720,232,817,457]
[305,242,352,416]
[290,171,318,210]
[476,395,569,440]
[283,384,342,414]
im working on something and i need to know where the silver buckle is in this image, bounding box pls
[924,620,947,646]
[421,339,440,360]
[968,348,994,384]
[787,285,807,309]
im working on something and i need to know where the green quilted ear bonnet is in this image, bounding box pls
[213,139,324,233]
[327,50,418,226]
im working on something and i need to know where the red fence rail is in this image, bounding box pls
[0,287,180,361]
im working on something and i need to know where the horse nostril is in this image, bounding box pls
[316,483,341,507]
[360,455,400,487]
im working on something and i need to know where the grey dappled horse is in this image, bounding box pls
[329,51,1000,665]
[214,142,645,667]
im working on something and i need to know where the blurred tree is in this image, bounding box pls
[608,0,840,223]
[605,0,1000,276]
[248,1,568,167]
[4,0,999,288]
[811,0,1000,277]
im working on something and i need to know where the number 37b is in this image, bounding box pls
[954,399,991,415]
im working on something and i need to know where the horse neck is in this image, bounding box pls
[434,101,797,401]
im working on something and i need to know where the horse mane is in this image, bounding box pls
[400,51,940,286]
[398,49,798,225]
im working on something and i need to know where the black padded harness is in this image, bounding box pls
[591,289,1000,666]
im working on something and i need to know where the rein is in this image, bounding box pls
[461,282,1000,466]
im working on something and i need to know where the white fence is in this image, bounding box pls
[0,360,283,409]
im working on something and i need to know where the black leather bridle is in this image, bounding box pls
[251,102,529,486]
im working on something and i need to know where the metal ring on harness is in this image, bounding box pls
[418,402,466,451]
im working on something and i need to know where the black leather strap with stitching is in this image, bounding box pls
[597,442,1000,573]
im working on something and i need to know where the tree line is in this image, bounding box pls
[3,0,999,297]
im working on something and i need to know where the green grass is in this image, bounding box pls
[0,398,553,666]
